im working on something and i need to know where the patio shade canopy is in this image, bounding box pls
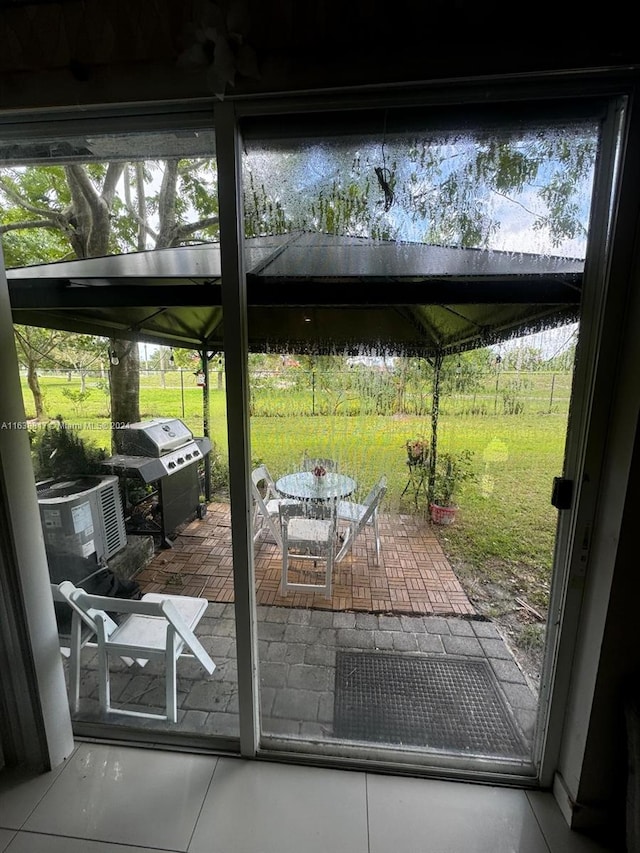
[7,231,583,356]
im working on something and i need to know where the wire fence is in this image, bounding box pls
[248,369,573,418]
[30,367,573,421]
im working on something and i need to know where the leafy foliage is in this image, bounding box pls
[243,125,597,249]
[1,156,220,435]
[30,420,107,481]
[431,449,477,507]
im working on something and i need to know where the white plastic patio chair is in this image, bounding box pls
[53,580,216,723]
[251,464,296,546]
[279,502,336,599]
[336,476,387,565]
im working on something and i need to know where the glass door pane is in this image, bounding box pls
[243,105,600,772]
[2,123,240,744]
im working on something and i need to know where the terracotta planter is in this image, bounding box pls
[430,502,457,525]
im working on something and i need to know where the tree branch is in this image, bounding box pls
[156,159,179,247]
[65,163,124,257]
[102,162,126,205]
[170,216,220,245]
[0,177,57,217]
[491,189,544,222]
[135,162,158,248]
[14,326,65,360]
[135,162,148,251]
[120,164,158,248]
[0,219,62,234]
[65,164,101,209]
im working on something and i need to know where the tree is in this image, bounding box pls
[54,333,108,392]
[13,326,65,420]
[12,327,109,420]
[501,346,544,372]
[1,158,219,445]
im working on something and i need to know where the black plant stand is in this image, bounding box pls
[401,461,429,507]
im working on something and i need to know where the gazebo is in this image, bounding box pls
[7,230,583,493]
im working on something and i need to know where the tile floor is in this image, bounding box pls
[136,503,475,616]
[0,741,614,852]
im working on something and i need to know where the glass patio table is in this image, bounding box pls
[275,471,356,503]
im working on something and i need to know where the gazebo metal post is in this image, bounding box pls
[428,352,444,502]
[201,348,211,503]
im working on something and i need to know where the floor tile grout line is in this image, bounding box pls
[5,743,80,833]
[185,755,220,852]
[6,826,185,852]
[365,771,372,853]
[525,789,555,853]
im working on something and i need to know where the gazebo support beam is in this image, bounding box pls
[428,352,444,503]
[201,348,211,503]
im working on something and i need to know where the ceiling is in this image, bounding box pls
[0,0,636,111]
[7,231,583,356]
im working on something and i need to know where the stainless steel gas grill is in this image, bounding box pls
[102,418,212,547]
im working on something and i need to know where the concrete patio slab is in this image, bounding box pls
[67,602,538,760]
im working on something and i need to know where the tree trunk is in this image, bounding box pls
[27,363,46,420]
[109,339,140,451]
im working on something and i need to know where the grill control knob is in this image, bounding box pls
[193,449,200,456]
[177,457,184,465]
[185,453,192,460]
[168,461,176,469]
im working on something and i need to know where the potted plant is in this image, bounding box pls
[429,449,476,525]
[405,438,428,467]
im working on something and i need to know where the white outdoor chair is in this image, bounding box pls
[336,476,387,566]
[51,583,98,714]
[279,502,336,599]
[251,464,296,546]
[53,581,216,723]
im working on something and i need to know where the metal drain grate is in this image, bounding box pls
[334,651,527,757]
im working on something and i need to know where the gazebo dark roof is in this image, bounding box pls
[7,231,583,355]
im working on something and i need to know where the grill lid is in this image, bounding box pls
[115,418,193,457]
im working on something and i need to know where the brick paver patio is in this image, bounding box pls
[134,502,475,616]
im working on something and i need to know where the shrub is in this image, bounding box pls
[206,442,230,499]
[431,449,477,507]
[30,419,107,481]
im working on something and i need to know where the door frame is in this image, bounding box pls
[1,71,639,794]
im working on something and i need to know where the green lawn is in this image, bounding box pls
[249,409,563,600]
[24,373,567,608]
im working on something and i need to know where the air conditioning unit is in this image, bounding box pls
[37,474,127,565]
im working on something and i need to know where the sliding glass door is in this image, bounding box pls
[240,100,610,775]
[3,86,630,782]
